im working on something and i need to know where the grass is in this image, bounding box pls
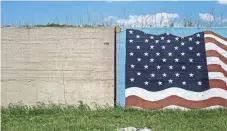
[1,104,227,131]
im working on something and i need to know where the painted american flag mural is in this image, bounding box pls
[125,29,227,109]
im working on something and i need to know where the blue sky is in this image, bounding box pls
[2,1,227,26]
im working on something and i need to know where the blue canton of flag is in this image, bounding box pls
[125,29,210,92]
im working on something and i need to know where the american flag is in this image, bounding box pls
[125,29,227,109]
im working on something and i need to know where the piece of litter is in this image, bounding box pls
[117,127,151,131]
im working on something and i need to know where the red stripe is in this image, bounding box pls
[209,79,227,90]
[205,37,227,51]
[205,31,227,41]
[126,95,227,109]
[206,50,227,65]
[208,64,227,77]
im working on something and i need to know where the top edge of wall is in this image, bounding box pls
[0,27,116,29]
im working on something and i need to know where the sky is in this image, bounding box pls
[1,1,227,27]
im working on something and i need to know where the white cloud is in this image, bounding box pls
[199,13,215,22]
[103,16,118,25]
[104,16,118,22]
[217,0,227,4]
[116,12,179,27]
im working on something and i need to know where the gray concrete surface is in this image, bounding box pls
[1,27,115,107]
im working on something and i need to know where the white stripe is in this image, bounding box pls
[163,105,226,110]
[126,87,227,101]
[205,34,227,46]
[208,72,227,84]
[127,105,226,110]
[205,43,227,58]
[207,57,227,72]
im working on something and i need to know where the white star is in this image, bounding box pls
[168,52,172,57]
[144,52,149,56]
[129,39,133,43]
[188,37,193,41]
[197,65,202,69]
[136,35,140,38]
[198,81,202,85]
[182,81,187,85]
[168,79,173,83]
[150,45,154,49]
[161,36,165,40]
[162,73,167,77]
[161,45,166,49]
[175,73,180,77]
[155,40,159,43]
[182,65,186,70]
[145,39,149,43]
[129,30,133,34]
[169,65,173,70]
[144,81,149,85]
[137,72,141,76]
[156,52,160,56]
[181,52,185,56]
[181,42,185,46]
[130,78,135,82]
[189,58,193,63]
[189,73,194,77]
[175,37,179,41]
[150,73,155,77]
[144,65,148,69]
[196,53,201,56]
[130,64,135,68]
[162,58,167,62]
[136,45,140,49]
[150,58,154,62]
[189,47,193,51]
[174,46,179,50]
[156,65,161,70]
[174,58,179,62]
[137,58,141,62]
[129,52,134,56]
[196,41,200,45]
[150,36,154,39]
[158,81,162,85]
[167,39,171,43]
[197,34,200,37]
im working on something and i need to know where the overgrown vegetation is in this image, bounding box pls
[1,104,227,131]
[32,23,100,27]
[2,23,106,28]
[34,23,74,27]
[2,12,227,28]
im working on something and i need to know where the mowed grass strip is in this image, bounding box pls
[1,104,227,131]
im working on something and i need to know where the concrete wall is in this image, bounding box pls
[1,27,115,107]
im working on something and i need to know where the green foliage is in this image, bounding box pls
[34,23,74,27]
[2,25,11,27]
[1,104,227,131]
[31,23,101,28]
[183,18,193,27]
[170,23,174,27]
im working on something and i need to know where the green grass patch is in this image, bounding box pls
[1,104,227,131]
